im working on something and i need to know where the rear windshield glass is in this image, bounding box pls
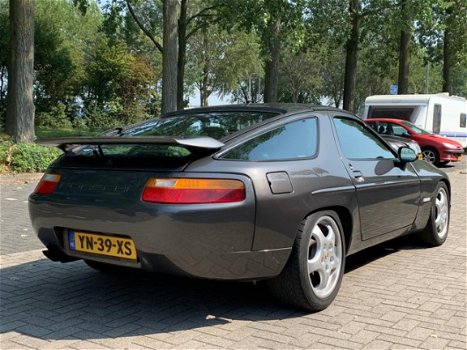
[122,111,280,139]
[74,144,191,158]
[71,111,280,158]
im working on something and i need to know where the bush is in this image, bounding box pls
[0,140,13,164]
[9,143,61,172]
[83,102,120,129]
[36,103,73,129]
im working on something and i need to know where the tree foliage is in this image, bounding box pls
[2,0,465,139]
[187,27,263,106]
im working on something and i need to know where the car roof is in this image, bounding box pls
[365,118,406,123]
[162,103,345,118]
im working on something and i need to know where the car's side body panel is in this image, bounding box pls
[341,159,420,240]
[409,160,451,230]
[187,112,360,253]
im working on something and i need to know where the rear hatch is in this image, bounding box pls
[30,137,256,259]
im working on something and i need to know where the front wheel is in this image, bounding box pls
[422,147,440,166]
[267,211,346,311]
[418,182,450,247]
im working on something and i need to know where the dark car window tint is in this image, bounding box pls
[73,144,191,158]
[334,117,394,159]
[122,112,279,139]
[221,118,318,161]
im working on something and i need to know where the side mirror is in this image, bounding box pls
[398,146,417,163]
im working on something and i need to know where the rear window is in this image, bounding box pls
[75,144,191,158]
[122,111,280,139]
[72,111,280,158]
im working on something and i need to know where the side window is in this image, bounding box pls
[391,124,409,137]
[220,118,318,161]
[333,117,395,159]
[460,113,466,128]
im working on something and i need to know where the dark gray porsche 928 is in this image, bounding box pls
[29,104,450,311]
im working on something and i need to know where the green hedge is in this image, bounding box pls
[1,141,61,173]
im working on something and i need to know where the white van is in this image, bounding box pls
[363,93,467,147]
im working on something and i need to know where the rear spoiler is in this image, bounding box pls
[36,136,225,154]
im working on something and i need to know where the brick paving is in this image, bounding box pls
[0,160,466,349]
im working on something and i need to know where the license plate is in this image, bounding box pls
[69,231,137,260]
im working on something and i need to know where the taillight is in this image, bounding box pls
[142,178,245,204]
[34,174,61,195]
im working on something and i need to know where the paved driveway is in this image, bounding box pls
[1,160,466,349]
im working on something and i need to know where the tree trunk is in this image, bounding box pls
[397,0,410,95]
[6,0,35,143]
[200,66,209,107]
[333,93,341,108]
[177,0,188,109]
[162,0,179,114]
[442,6,453,94]
[343,0,359,112]
[199,33,210,107]
[264,17,281,103]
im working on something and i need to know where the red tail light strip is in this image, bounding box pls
[142,178,245,204]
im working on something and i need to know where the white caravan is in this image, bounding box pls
[363,93,467,147]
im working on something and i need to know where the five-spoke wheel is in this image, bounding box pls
[307,215,343,299]
[419,182,450,246]
[267,210,345,311]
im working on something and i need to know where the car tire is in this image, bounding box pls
[418,182,450,247]
[422,147,440,166]
[267,210,346,311]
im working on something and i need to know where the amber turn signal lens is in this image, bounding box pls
[34,174,61,195]
[142,178,245,204]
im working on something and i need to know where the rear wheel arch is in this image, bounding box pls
[302,206,353,254]
[268,209,348,310]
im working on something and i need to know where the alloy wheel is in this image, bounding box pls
[422,149,437,164]
[434,187,449,239]
[307,215,343,299]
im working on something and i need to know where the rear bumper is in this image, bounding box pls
[29,192,291,280]
[35,226,290,280]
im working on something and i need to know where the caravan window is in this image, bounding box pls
[460,113,466,128]
[433,104,442,134]
[367,106,416,120]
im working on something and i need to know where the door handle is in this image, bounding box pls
[353,170,364,182]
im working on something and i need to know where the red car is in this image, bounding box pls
[365,118,464,166]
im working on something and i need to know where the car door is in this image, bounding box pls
[332,116,420,240]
